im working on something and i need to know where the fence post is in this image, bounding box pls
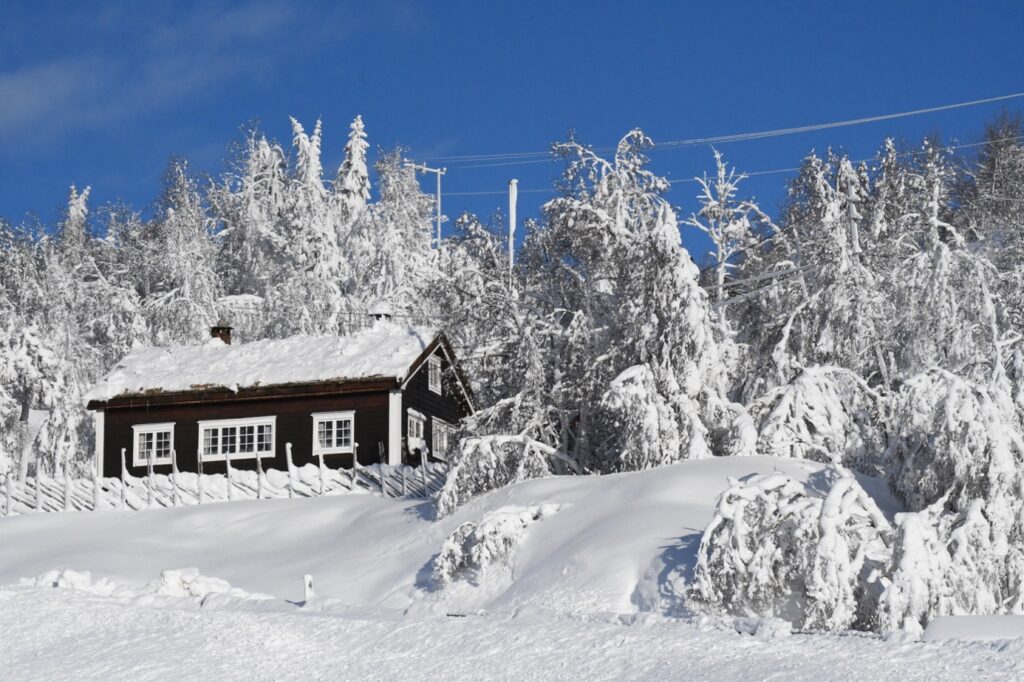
[146,450,154,508]
[256,452,264,500]
[197,447,204,505]
[351,443,359,488]
[171,449,181,507]
[286,442,295,498]
[5,470,13,516]
[92,459,100,512]
[419,448,429,498]
[378,443,387,498]
[63,454,71,512]
[226,451,234,502]
[120,448,127,510]
[318,450,326,497]
[401,465,408,497]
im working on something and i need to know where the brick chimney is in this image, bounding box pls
[210,322,233,345]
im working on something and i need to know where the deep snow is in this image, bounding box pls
[1,456,1021,680]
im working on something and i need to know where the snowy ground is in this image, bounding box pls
[2,457,1023,680]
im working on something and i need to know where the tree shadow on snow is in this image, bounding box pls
[414,553,442,592]
[403,499,439,521]
[634,531,702,618]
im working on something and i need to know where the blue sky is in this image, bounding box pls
[1,1,1023,261]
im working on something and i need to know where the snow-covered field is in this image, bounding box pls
[2,457,1022,680]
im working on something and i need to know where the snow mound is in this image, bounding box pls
[923,615,1024,642]
[432,504,560,587]
[22,568,272,606]
[84,321,434,402]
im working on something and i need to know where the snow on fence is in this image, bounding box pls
[2,460,447,517]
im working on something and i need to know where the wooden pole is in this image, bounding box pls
[171,449,180,507]
[226,450,234,502]
[286,442,295,498]
[92,459,100,512]
[63,454,71,512]
[420,448,429,498]
[146,449,154,508]
[120,448,127,510]
[378,442,387,497]
[5,470,13,516]
[197,447,204,505]
[351,443,358,488]
[256,451,264,500]
[318,449,326,497]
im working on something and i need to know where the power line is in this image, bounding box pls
[425,90,1024,165]
[446,134,1024,199]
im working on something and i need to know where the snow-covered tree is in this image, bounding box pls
[692,468,891,632]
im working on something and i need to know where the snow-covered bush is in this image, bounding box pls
[692,468,891,631]
[431,504,559,587]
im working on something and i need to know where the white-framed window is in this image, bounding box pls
[428,355,442,394]
[132,423,175,468]
[312,411,355,455]
[198,416,276,461]
[432,418,456,461]
[407,409,426,452]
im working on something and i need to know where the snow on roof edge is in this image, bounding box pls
[85,322,438,405]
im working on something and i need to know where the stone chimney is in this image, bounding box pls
[210,322,233,345]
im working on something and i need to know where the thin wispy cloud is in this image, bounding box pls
[0,1,345,150]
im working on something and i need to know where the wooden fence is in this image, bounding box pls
[2,460,447,517]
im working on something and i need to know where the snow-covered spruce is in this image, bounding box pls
[431,504,559,587]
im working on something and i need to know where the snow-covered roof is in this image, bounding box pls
[85,322,437,403]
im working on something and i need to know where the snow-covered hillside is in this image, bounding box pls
[2,456,1022,680]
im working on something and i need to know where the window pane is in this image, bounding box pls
[222,427,237,454]
[203,428,218,456]
[239,425,255,453]
[318,420,333,449]
[257,424,272,452]
[337,419,351,448]
[156,431,171,459]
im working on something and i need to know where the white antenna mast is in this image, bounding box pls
[508,179,518,282]
[404,161,447,248]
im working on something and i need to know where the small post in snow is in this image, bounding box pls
[5,469,13,516]
[92,457,100,511]
[378,442,387,497]
[286,442,295,498]
[62,454,71,512]
[318,449,326,497]
[171,449,181,507]
[226,450,234,502]
[119,448,127,510]
[351,443,359,488]
[420,447,429,497]
[197,447,205,505]
[256,451,264,500]
[146,450,154,508]
[401,465,408,497]
[303,574,315,605]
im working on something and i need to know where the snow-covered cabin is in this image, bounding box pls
[84,322,474,478]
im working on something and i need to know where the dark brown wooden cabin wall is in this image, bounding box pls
[103,391,391,478]
[401,351,469,464]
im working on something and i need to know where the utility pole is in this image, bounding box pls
[508,179,518,285]
[404,161,447,249]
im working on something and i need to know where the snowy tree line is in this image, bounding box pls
[2,109,1024,632]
